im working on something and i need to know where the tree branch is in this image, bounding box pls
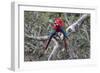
[25,34,49,41]
[66,14,88,33]
[48,38,59,60]
[60,14,88,39]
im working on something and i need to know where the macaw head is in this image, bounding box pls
[54,18,64,26]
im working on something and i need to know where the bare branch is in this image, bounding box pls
[60,14,88,39]
[25,34,49,41]
[48,38,59,60]
[66,14,88,33]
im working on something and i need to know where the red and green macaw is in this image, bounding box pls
[45,17,69,51]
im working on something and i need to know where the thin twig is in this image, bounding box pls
[64,13,71,26]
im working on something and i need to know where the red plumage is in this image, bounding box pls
[52,18,64,32]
